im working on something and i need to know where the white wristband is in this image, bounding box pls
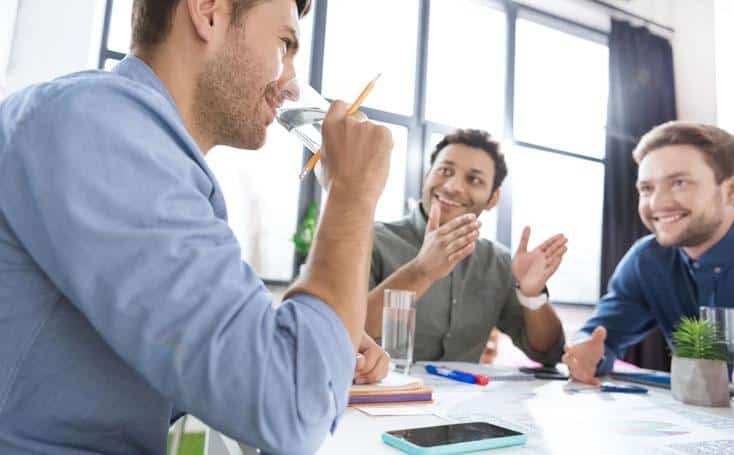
[515,288,548,310]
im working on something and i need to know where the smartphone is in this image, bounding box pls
[519,366,569,380]
[382,421,527,454]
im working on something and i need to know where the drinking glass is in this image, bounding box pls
[699,306,734,380]
[275,80,330,154]
[381,289,416,374]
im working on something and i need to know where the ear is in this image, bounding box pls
[724,176,734,206]
[485,188,500,211]
[185,0,222,43]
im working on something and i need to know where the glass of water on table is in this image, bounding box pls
[699,306,734,380]
[381,289,417,374]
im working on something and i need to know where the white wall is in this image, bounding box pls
[714,0,734,132]
[670,0,717,124]
[4,0,104,94]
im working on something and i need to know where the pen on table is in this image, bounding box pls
[599,383,648,394]
[425,365,489,385]
[298,73,381,180]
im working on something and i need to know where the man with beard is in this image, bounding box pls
[0,0,393,453]
[366,129,568,364]
[563,121,734,384]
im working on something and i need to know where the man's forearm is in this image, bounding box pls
[286,187,377,350]
[523,304,563,353]
[365,260,433,338]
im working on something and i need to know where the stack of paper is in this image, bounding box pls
[348,371,432,406]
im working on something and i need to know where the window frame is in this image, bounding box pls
[98,0,611,301]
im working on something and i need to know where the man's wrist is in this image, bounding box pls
[406,259,432,286]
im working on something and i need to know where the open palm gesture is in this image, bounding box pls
[511,227,567,296]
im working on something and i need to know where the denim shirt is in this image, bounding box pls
[580,222,734,374]
[0,56,354,455]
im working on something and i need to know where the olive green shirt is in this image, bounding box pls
[370,205,565,364]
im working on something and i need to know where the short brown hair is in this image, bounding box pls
[430,129,508,193]
[131,0,312,49]
[633,121,734,183]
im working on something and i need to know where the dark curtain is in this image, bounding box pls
[601,20,677,371]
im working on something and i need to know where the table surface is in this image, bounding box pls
[316,362,734,455]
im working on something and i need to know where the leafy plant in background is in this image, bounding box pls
[672,317,729,361]
[292,202,318,256]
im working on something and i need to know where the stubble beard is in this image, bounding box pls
[193,38,268,150]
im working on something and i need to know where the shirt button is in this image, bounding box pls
[693,261,700,269]
[446,333,452,339]
[452,299,457,305]
[714,266,722,274]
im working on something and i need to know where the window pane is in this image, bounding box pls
[294,0,315,83]
[426,0,506,133]
[108,0,132,54]
[312,122,407,236]
[322,0,419,115]
[206,124,303,282]
[375,123,408,223]
[425,132,498,241]
[510,147,603,303]
[514,17,608,158]
[104,58,121,71]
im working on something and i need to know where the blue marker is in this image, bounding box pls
[600,383,648,394]
[425,365,487,385]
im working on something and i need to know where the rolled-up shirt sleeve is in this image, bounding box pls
[0,81,354,454]
[577,241,657,376]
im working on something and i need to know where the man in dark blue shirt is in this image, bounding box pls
[564,121,734,384]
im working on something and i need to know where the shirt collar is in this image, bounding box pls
[678,220,734,270]
[112,55,181,120]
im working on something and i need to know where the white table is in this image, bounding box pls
[317,362,734,455]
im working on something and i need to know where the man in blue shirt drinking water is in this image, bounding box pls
[564,121,734,384]
[0,0,391,453]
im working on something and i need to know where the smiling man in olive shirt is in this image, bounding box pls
[367,129,567,364]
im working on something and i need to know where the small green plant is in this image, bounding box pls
[292,202,318,256]
[672,317,729,361]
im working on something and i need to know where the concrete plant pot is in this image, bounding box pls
[671,356,730,407]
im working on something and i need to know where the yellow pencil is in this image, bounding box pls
[298,73,381,180]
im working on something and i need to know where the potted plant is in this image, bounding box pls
[671,317,730,407]
[292,202,319,276]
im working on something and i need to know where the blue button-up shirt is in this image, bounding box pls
[580,222,734,374]
[0,56,354,455]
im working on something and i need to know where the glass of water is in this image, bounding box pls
[699,306,734,380]
[382,289,416,374]
[275,80,330,154]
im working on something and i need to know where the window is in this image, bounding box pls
[509,146,604,303]
[514,15,608,158]
[510,14,608,303]
[321,0,419,116]
[206,129,304,282]
[107,0,132,54]
[426,0,506,134]
[99,0,611,299]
